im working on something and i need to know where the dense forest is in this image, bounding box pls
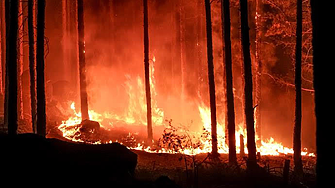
[0,0,330,187]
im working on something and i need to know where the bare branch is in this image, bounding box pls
[264,72,314,93]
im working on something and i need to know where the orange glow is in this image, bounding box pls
[58,56,315,157]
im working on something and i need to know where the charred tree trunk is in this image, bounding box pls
[204,0,218,156]
[6,0,19,135]
[221,0,237,164]
[36,0,46,137]
[254,0,262,147]
[311,1,329,187]
[77,0,89,121]
[28,0,36,133]
[293,0,303,180]
[143,0,152,140]
[240,0,257,167]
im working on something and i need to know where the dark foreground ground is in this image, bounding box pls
[0,132,316,188]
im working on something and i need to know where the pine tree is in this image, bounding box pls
[36,0,46,137]
[6,0,19,135]
[204,0,218,156]
[78,0,89,121]
[143,0,153,140]
[221,0,237,164]
[28,0,36,133]
[293,0,303,180]
[240,0,257,168]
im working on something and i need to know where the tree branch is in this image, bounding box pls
[264,72,314,93]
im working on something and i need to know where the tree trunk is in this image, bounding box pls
[62,0,68,82]
[28,0,36,133]
[6,0,19,135]
[179,1,185,113]
[77,0,89,121]
[310,1,329,187]
[36,0,46,137]
[240,0,257,167]
[0,1,3,96]
[221,0,237,164]
[0,1,6,98]
[254,0,262,147]
[17,0,23,120]
[3,0,9,130]
[143,0,152,140]
[293,0,303,180]
[204,0,218,156]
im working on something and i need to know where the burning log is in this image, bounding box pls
[79,119,100,133]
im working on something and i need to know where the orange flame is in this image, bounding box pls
[58,56,314,157]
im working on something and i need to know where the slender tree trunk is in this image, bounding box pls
[204,0,218,156]
[143,0,152,140]
[179,1,185,113]
[28,0,36,133]
[0,0,5,96]
[240,0,257,167]
[4,0,9,130]
[62,0,68,82]
[36,0,46,137]
[310,1,329,187]
[0,1,3,96]
[254,0,262,147]
[293,0,303,179]
[17,0,23,120]
[77,0,89,121]
[196,0,202,95]
[6,0,19,135]
[221,0,237,165]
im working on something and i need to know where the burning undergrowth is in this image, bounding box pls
[58,100,314,157]
[57,55,314,157]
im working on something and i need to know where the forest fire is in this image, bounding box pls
[58,59,314,157]
[58,101,314,157]
[2,0,328,186]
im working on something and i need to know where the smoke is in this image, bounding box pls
[43,0,315,149]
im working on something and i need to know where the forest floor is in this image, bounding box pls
[132,150,316,188]
[0,119,316,188]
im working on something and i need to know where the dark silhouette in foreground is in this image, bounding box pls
[0,133,137,185]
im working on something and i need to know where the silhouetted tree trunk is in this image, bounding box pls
[310,1,329,187]
[254,0,262,147]
[293,0,303,180]
[28,0,36,133]
[0,1,4,96]
[240,0,257,167]
[143,0,152,140]
[6,0,19,135]
[36,0,46,137]
[204,0,218,156]
[221,0,236,165]
[78,0,89,121]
